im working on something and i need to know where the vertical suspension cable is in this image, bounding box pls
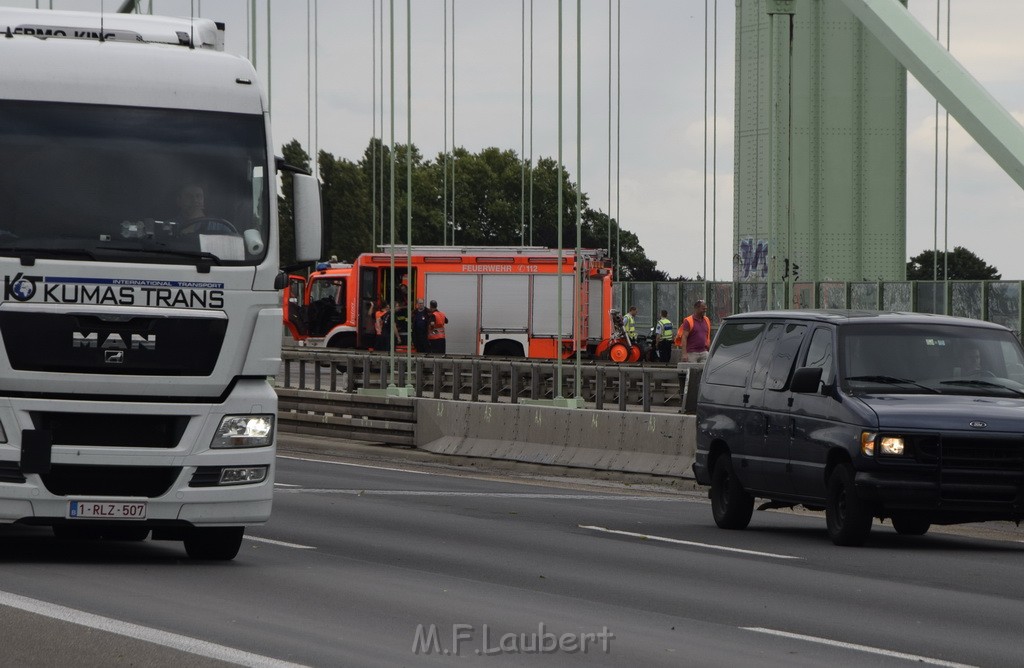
[266,0,272,117]
[556,0,564,399]
[388,0,396,385]
[379,0,385,251]
[249,0,256,65]
[451,0,457,246]
[932,0,940,282]
[712,0,718,281]
[575,0,583,399]
[614,0,621,281]
[521,0,526,247]
[307,0,312,161]
[943,0,951,285]
[703,0,709,281]
[314,0,319,178]
[372,0,377,252]
[443,0,449,246]
[529,0,535,246]
[607,0,612,258]
[405,0,413,383]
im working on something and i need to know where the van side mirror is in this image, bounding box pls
[790,366,824,393]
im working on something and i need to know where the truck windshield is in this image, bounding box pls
[840,323,1024,396]
[0,100,269,265]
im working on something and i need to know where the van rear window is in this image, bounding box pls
[705,322,765,387]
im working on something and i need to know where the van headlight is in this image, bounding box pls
[879,436,905,456]
[861,432,908,457]
[211,415,274,448]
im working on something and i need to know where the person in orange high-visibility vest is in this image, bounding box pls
[427,299,448,354]
[675,299,711,363]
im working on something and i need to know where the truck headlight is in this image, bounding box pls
[211,415,274,448]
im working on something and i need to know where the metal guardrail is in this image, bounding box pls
[277,347,702,415]
[277,388,416,446]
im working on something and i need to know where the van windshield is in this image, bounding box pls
[839,323,1024,397]
[0,100,269,265]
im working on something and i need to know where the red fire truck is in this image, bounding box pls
[283,246,613,359]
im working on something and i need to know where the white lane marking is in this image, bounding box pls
[0,590,308,668]
[277,454,431,475]
[276,489,687,501]
[273,483,302,488]
[579,525,801,560]
[243,535,316,550]
[743,627,976,668]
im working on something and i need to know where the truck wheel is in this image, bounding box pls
[52,524,102,540]
[891,515,930,536]
[485,341,524,358]
[609,342,630,363]
[183,527,244,560]
[825,465,873,546]
[103,527,150,541]
[710,454,753,529]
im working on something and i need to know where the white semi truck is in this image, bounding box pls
[0,9,321,559]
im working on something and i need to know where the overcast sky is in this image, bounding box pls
[8,1,1024,280]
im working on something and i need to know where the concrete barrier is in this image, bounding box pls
[416,398,695,478]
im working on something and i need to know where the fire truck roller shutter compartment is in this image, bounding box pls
[424,274,478,355]
[531,275,575,338]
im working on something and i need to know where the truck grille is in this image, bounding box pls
[915,436,1024,504]
[31,412,187,448]
[0,461,26,483]
[40,465,181,498]
[0,311,226,376]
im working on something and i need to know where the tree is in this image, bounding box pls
[280,137,670,279]
[906,247,1001,281]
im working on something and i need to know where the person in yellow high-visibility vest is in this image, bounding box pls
[654,309,674,363]
[622,305,638,342]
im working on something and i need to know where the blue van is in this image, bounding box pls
[693,310,1024,546]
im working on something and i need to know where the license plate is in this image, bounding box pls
[67,501,147,520]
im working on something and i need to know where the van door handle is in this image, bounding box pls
[742,394,750,404]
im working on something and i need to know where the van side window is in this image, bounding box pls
[750,323,785,390]
[767,324,808,390]
[804,327,835,385]
[704,322,765,387]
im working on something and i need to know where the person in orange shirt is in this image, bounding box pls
[374,301,391,352]
[675,299,711,363]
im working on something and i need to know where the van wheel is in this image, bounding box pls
[825,465,873,546]
[891,515,931,536]
[183,527,244,560]
[710,454,753,529]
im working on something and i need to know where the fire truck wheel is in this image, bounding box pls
[485,341,525,358]
[609,343,630,363]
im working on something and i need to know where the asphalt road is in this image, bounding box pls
[1,436,1024,666]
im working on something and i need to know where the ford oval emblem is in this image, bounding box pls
[969,420,987,429]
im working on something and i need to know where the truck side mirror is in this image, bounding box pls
[293,173,323,262]
[790,366,824,394]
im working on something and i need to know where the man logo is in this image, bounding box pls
[73,332,156,350]
[3,273,41,302]
[105,350,125,364]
